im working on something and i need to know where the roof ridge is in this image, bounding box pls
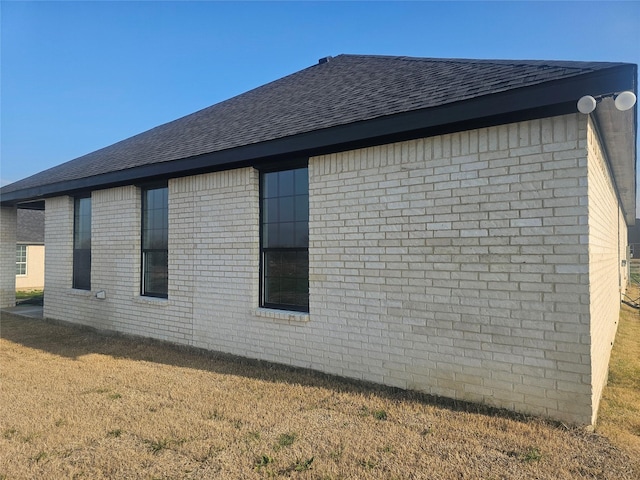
[331,53,630,69]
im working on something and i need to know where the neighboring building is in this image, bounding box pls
[0,55,637,425]
[628,219,640,258]
[16,209,45,291]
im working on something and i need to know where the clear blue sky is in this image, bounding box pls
[2,1,639,206]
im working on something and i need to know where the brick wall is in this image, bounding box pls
[44,197,75,317]
[172,169,260,355]
[45,186,194,342]
[309,114,595,423]
[39,113,625,424]
[0,206,17,307]
[586,117,626,423]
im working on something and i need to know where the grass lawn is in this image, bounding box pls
[596,283,640,456]
[15,289,44,306]
[1,300,639,479]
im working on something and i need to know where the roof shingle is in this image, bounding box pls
[17,209,45,244]
[0,54,632,196]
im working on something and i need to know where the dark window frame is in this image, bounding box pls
[259,165,309,312]
[72,195,92,290]
[141,185,169,298]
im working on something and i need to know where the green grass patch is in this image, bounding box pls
[274,432,296,450]
[148,439,169,454]
[520,447,542,463]
[15,289,43,305]
[294,456,314,471]
[373,409,387,420]
[254,454,274,471]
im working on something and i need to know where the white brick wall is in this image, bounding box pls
[39,113,627,425]
[44,196,75,317]
[586,117,627,424]
[0,206,17,307]
[310,114,595,423]
[172,169,260,354]
[46,186,194,342]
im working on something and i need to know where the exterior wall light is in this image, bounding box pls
[614,91,637,111]
[577,91,637,114]
[577,95,597,114]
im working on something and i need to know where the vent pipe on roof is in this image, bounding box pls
[318,56,332,64]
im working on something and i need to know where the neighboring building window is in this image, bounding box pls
[142,186,168,298]
[260,167,309,312]
[73,196,92,290]
[16,245,27,276]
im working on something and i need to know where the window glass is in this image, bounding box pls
[263,250,309,309]
[261,167,309,311]
[277,169,295,197]
[295,195,309,221]
[142,186,168,298]
[143,251,168,298]
[73,197,91,290]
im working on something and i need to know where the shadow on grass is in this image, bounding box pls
[0,311,548,426]
[15,290,44,306]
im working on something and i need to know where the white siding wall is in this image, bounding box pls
[16,244,45,290]
[41,113,623,425]
[586,118,626,424]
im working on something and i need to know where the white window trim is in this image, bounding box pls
[16,244,27,277]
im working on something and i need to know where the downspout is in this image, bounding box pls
[618,204,621,295]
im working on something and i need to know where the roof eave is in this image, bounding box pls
[593,97,637,225]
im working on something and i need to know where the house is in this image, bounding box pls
[627,219,640,258]
[0,55,636,425]
[15,208,45,291]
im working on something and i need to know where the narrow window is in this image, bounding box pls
[141,186,168,298]
[73,196,91,290]
[16,245,27,276]
[260,167,309,312]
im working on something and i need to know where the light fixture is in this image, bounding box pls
[577,95,597,114]
[614,91,637,111]
[577,90,637,114]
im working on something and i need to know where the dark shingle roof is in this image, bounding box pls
[0,54,634,198]
[17,209,45,244]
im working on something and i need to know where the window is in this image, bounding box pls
[142,186,168,298]
[260,167,309,312]
[16,245,27,276]
[73,196,92,290]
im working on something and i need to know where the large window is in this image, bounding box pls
[261,167,309,312]
[142,186,168,298]
[16,245,27,276]
[73,196,92,290]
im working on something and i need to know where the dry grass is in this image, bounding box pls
[1,310,638,480]
[597,283,640,457]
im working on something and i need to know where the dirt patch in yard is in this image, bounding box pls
[1,312,638,479]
